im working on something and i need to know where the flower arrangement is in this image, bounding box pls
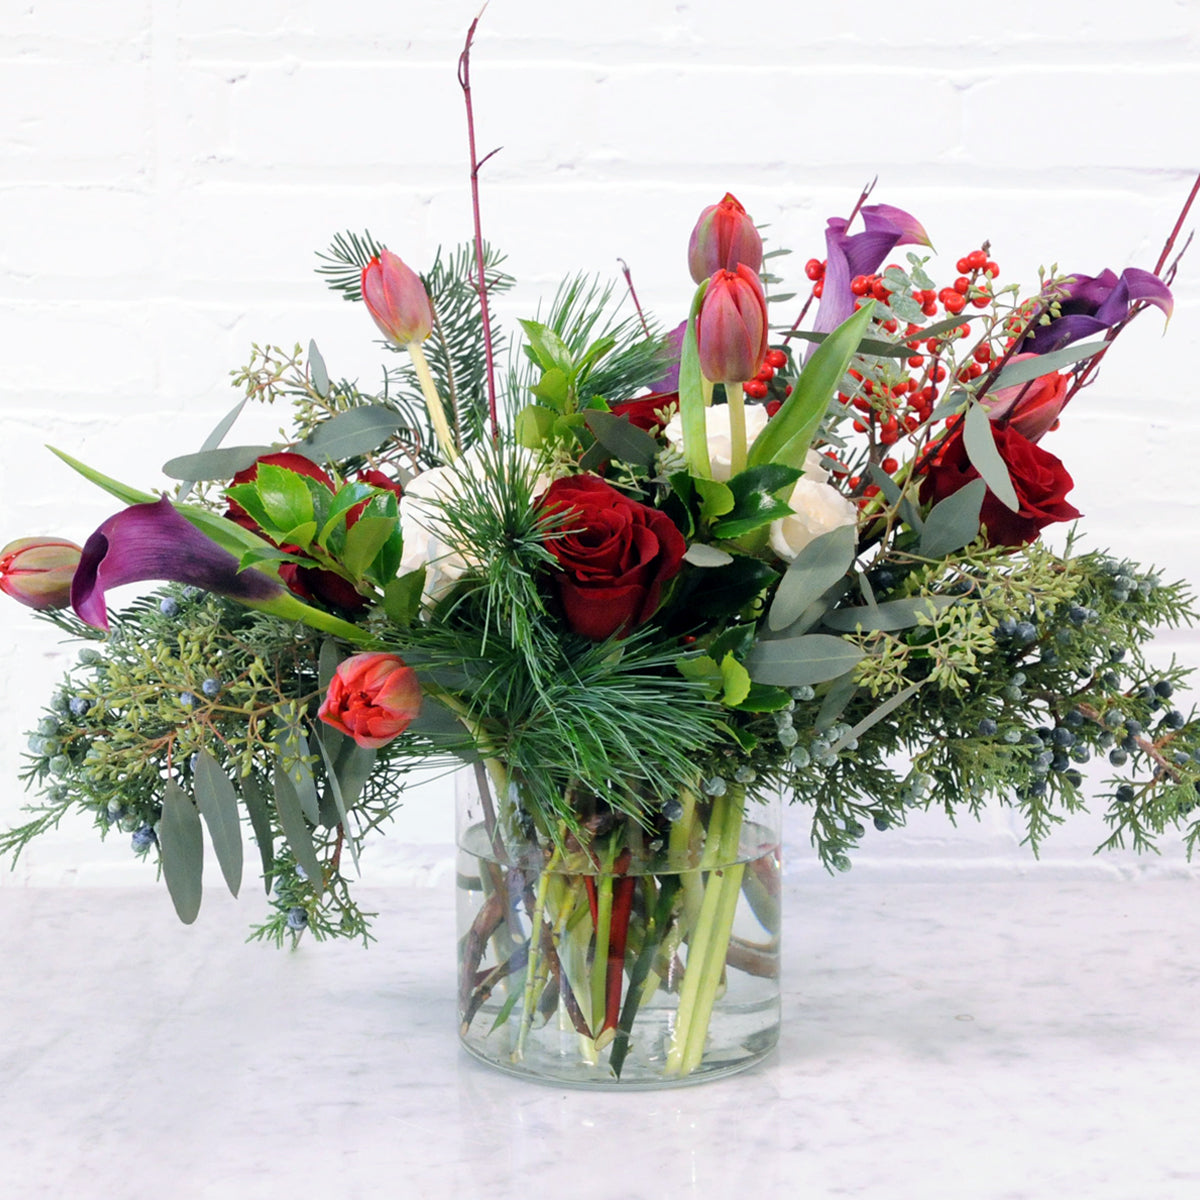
[3,34,1198,1083]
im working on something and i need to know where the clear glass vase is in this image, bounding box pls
[455,763,781,1088]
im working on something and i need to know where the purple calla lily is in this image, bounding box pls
[814,203,932,338]
[1023,267,1173,355]
[646,320,686,393]
[72,497,283,630]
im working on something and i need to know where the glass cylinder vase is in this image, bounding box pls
[455,763,781,1088]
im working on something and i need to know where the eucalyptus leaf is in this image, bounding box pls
[194,750,244,898]
[783,329,915,359]
[331,737,377,811]
[275,724,320,825]
[583,410,659,469]
[162,445,276,482]
[822,596,954,633]
[294,405,405,462]
[919,477,987,558]
[768,524,857,632]
[990,338,1108,389]
[239,772,275,894]
[962,404,1019,512]
[745,634,864,686]
[683,543,733,568]
[308,339,331,398]
[313,732,362,875]
[828,681,924,754]
[175,398,252,499]
[816,669,859,729]
[318,639,343,691]
[272,758,324,888]
[160,779,204,925]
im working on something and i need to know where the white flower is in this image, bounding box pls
[662,405,770,483]
[768,452,858,562]
[398,445,550,606]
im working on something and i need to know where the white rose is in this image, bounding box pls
[399,446,550,605]
[662,405,771,483]
[768,471,858,562]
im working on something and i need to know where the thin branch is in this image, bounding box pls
[617,258,652,337]
[458,11,501,441]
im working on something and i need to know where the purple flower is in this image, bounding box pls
[1023,267,1173,355]
[646,320,686,393]
[814,203,931,338]
[72,497,282,630]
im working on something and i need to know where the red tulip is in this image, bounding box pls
[687,193,764,284]
[696,266,768,384]
[0,536,81,610]
[318,652,422,749]
[361,249,433,346]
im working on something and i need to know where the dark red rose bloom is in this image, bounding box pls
[610,391,679,434]
[921,421,1081,547]
[225,453,402,614]
[540,475,686,640]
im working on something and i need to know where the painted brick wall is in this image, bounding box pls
[2,0,1198,887]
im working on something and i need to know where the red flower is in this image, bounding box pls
[318,652,422,749]
[981,356,1070,443]
[687,193,764,284]
[540,476,686,640]
[696,266,768,385]
[361,250,433,346]
[0,537,81,610]
[609,392,679,433]
[921,422,1081,547]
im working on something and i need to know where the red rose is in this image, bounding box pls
[609,391,679,434]
[540,476,686,640]
[921,421,1081,547]
[318,652,421,749]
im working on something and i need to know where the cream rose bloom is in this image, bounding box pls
[768,449,858,561]
[662,404,771,483]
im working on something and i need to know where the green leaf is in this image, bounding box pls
[239,772,275,894]
[744,634,865,686]
[383,568,426,627]
[676,653,722,696]
[47,447,158,507]
[312,732,362,875]
[275,724,320,825]
[867,464,924,531]
[821,596,955,632]
[294,405,405,462]
[515,403,558,447]
[331,737,377,811]
[711,498,793,540]
[726,463,803,503]
[318,639,342,691]
[272,758,324,888]
[162,445,276,482]
[919,477,987,558]
[308,339,330,398]
[193,749,244,898]
[342,515,395,579]
[678,284,711,478]
[255,462,316,534]
[730,683,794,712]
[962,404,1019,512]
[694,477,735,524]
[817,669,859,729]
[749,301,877,470]
[160,779,204,925]
[577,334,617,374]
[683,543,733,568]
[583,410,659,469]
[519,319,575,376]
[990,338,1107,389]
[719,653,752,707]
[768,523,857,631]
[317,481,376,546]
[278,521,318,551]
[784,327,913,358]
[687,557,778,619]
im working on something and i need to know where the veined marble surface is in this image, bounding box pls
[2,878,1198,1200]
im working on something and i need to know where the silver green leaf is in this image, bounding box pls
[162,445,275,482]
[768,524,857,632]
[194,749,244,898]
[239,772,275,895]
[962,404,1019,512]
[745,634,865,686]
[272,758,324,888]
[275,723,320,825]
[822,596,955,633]
[294,405,406,463]
[160,779,204,925]
[308,339,331,398]
[919,477,987,558]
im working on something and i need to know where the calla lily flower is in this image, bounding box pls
[1023,267,1173,355]
[814,203,931,338]
[72,497,283,631]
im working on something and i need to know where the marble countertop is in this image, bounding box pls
[3,877,1198,1200]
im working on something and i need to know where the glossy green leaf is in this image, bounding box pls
[583,410,659,469]
[317,481,375,546]
[822,596,954,633]
[962,404,1019,512]
[160,779,204,924]
[768,523,857,632]
[194,749,244,898]
[711,498,793,540]
[749,301,877,470]
[719,653,752,707]
[239,772,275,895]
[294,405,405,462]
[342,515,394,579]
[745,633,864,686]
[919,477,987,558]
[308,339,330,398]
[730,683,793,712]
[519,319,574,376]
[272,758,323,888]
[515,403,558,448]
[726,464,803,504]
[694,477,735,524]
[255,463,316,534]
[687,557,778,619]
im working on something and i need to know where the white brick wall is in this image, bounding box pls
[2,0,1198,886]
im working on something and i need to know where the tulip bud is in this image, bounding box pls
[687,193,764,284]
[361,249,434,346]
[318,652,422,749]
[0,537,82,610]
[696,266,769,384]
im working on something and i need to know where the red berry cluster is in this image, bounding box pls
[744,347,791,400]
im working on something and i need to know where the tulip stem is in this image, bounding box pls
[406,343,460,462]
[727,383,748,475]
